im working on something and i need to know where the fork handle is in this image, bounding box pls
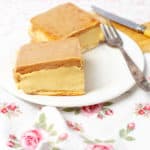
[119,46,150,91]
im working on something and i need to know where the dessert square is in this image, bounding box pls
[14,38,85,96]
[30,3,104,52]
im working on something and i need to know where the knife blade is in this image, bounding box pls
[92,5,150,37]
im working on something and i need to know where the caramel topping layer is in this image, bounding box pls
[15,38,83,74]
[31,3,99,38]
[16,58,83,74]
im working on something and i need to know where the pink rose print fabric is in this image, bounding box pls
[7,129,43,150]
[21,129,43,150]
[135,103,150,117]
[81,103,113,119]
[66,120,83,132]
[119,122,136,141]
[58,133,68,141]
[127,123,135,130]
[0,103,21,117]
[62,102,114,119]
[86,144,114,150]
[7,134,17,148]
[81,104,103,115]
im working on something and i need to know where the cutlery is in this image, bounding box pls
[101,23,150,91]
[92,6,150,37]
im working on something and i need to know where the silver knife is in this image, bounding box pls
[92,5,150,37]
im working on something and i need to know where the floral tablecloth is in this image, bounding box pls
[0,0,150,150]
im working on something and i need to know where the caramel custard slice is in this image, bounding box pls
[30,3,104,52]
[14,38,85,96]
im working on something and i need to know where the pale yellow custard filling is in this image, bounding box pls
[17,66,84,95]
[77,26,104,52]
[29,26,104,52]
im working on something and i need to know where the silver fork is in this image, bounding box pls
[101,23,150,91]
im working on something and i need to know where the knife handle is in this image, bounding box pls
[144,26,150,37]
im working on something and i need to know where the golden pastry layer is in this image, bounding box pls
[30,3,104,52]
[14,38,85,96]
[16,67,84,96]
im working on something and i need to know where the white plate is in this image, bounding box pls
[0,29,144,107]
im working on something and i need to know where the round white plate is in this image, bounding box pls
[0,29,144,107]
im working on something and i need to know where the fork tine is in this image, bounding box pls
[110,22,122,42]
[106,22,116,39]
[101,24,110,40]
